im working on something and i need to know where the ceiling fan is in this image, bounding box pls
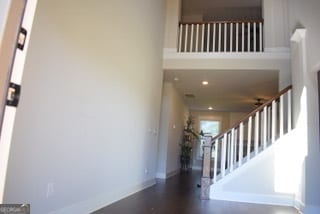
[254,98,264,106]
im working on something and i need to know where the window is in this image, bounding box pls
[198,119,221,158]
[199,120,220,137]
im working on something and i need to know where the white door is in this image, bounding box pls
[0,0,38,202]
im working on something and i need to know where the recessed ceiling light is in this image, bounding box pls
[202,81,209,85]
[208,106,213,110]
[174,77,179,81]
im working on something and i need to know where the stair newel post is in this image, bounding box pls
[201,136,212,200]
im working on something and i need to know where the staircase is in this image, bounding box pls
[200,86,292,200]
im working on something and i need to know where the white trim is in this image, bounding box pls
[156,169,180,179]
[48,178,156,214]
[290,28,306,43]
[264,47,290,53]
[294,198,305,213]
[163,48,177,54]
[156,172,166,179]
[163,51,291,60]
[210,191,295,207]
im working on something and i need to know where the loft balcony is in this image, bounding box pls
[163,0,290,59]
[178,19,264,53]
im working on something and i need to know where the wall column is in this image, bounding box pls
[263,0,289,52]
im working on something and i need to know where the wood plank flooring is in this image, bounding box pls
[92,170,300,214]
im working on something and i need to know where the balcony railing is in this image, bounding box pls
[178,20,264,53]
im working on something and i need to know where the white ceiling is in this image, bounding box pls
[164,69,278,112]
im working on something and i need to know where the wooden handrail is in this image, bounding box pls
[211,85,292,142]
[179,19,264,25]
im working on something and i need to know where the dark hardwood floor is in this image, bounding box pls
[92,170,300,214]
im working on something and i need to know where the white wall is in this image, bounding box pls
[0,0,10,47]
[263,0,290,51]
[163,0,181,50]
[3,0,165,213]
[288,0,320,212]
[157,82,188,178]
[210,134,298,206]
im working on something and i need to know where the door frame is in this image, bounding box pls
[0,0,38,202]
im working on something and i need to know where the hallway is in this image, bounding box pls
[93,171,300,214]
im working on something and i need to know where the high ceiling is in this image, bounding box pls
[164,69,278,112]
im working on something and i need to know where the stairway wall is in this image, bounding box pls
[210,131,302,206]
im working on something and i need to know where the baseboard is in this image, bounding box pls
[48,178,156,214]
[210,191,295,207]
[156,169,180,179]
[294,198,305,213]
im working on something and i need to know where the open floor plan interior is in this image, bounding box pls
[0,0,319,213]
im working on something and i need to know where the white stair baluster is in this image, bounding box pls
[247,116,252,160]
[213,140,219,182]
[239,122,244,166]
[178,24,182,52]
[184,24,188,52]
[254,112,259,155]
[190,24,194,52]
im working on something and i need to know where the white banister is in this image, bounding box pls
[221,134,227,177]
[207,23,210,52]
[195,24,199,52]
[213,140,218,182]
[242,22,245,52]
[247,22,251,52]
[254,111,259,155]
[247,116,252,160]
[253,22,257,52]
[224,23,227,52]
[263,106,267,149]
[190,24,194,52]
[259,22,263,52]
[212,23,216,52]
[288,89,292,130]
[227,132,231,168]
[239,122,244,166]
[272,100,277,143]
[184,24,188,52]
[230,23,233,52]
[236,23,239,52]
[178,20,263,53]
[178,24,182,52]
[280,95,284,136]
[218,23,221,52]
[200,86,291,186]
[201,24,205,52]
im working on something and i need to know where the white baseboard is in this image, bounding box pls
[294,198,305,213]
[156,169,180,179]
[211,191,295,207]
[48,178,156,214]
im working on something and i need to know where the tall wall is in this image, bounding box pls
[3,0,165,213]
[157,82,188,178]
[263,0,290,51]
[288,0,320,213]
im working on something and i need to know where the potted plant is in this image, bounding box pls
[180,115,198,171]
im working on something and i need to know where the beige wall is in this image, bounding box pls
[3,0,166,213]
[157,82,188,178]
